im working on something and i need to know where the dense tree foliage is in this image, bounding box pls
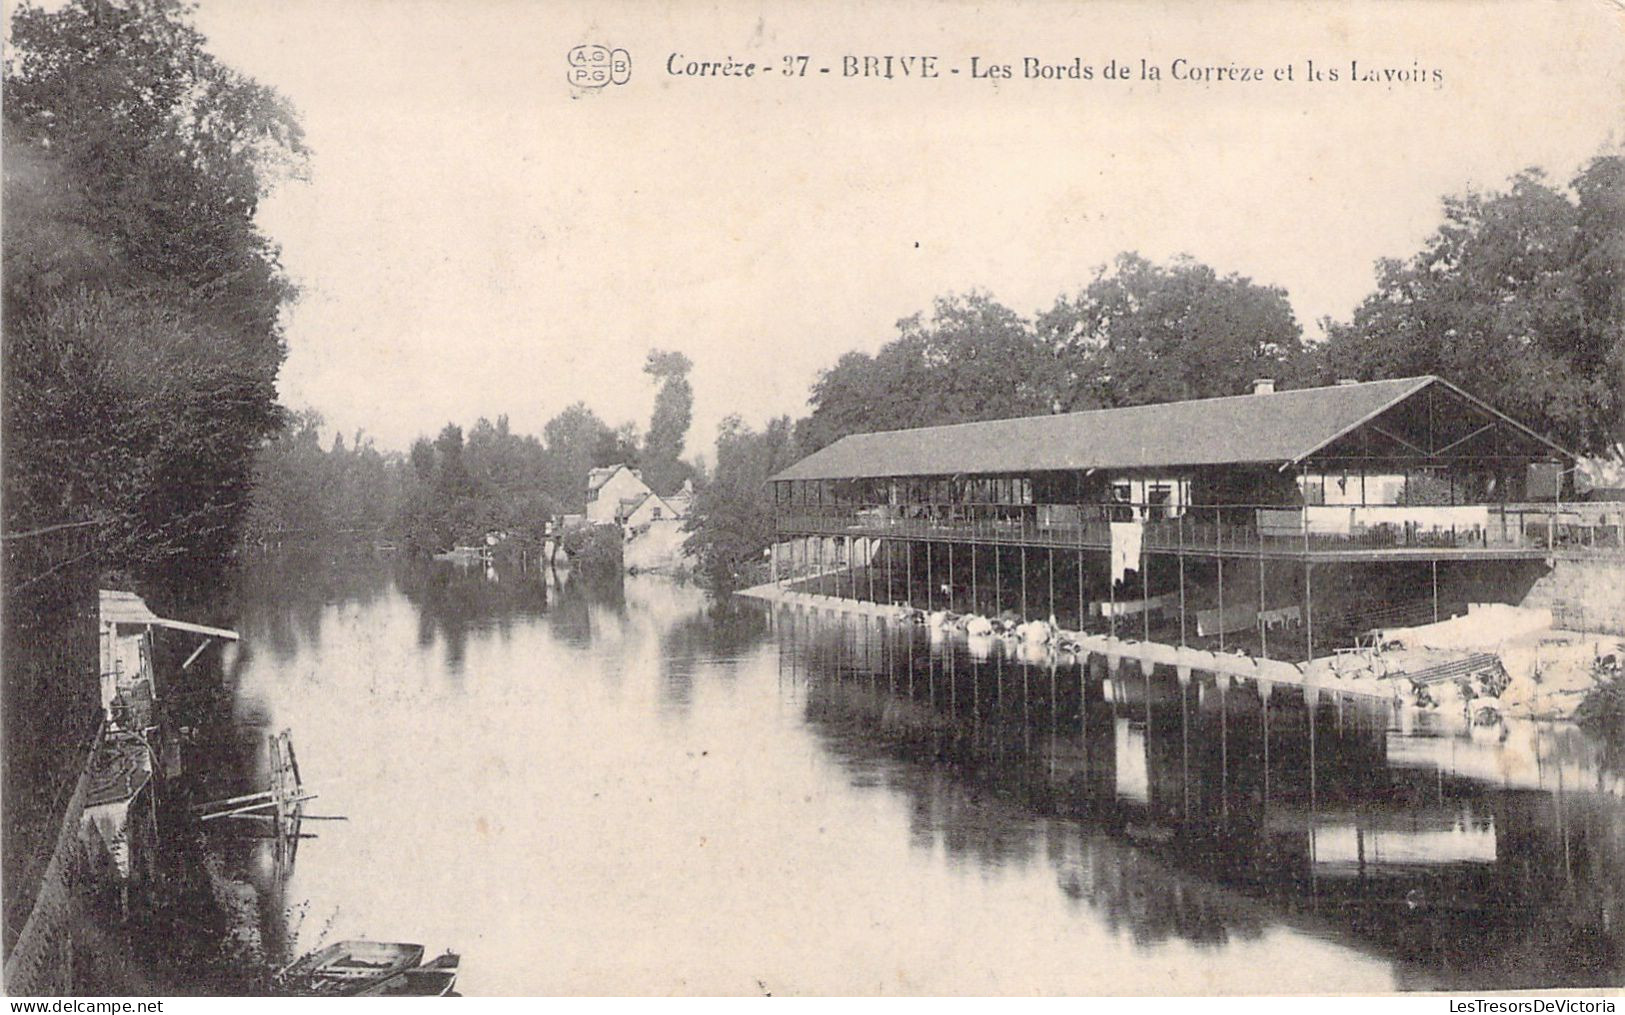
[541,402,616,514]
[4,0,305,606]
[683,415,800,590]
[1036,253,1306,410]
[2,0,305,935]
[640,349,696,494]
[240,411,402,541]
[395,417,559,552]
[1310,157,1624,456]
[798,271,1306,453]
[798,292,1053,452]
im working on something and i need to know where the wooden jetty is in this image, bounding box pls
[194,730,343,867]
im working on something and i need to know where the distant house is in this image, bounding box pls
[664,479,696,519]
[585,464,651,524]
[619,490,682,529]
[586,464,690,527]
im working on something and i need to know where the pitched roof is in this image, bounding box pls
[586,465,624,493]
[771,376,1570,482]
[98,588,239,640]
[99,589,161,626]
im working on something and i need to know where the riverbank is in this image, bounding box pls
[2,586,288,996]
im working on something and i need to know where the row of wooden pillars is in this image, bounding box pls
[766,535,1444,666]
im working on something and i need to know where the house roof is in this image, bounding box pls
[99,589,161,626]
[588,463,647,494]
[98,589,239,640]
[771,376,1572,482]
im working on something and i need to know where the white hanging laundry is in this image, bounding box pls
[1109,520,1143,585]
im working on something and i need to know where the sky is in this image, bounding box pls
[181,0,1625,457]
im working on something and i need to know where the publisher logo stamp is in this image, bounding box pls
[569,45,631,88]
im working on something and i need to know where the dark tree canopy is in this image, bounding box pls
[2,0,307,915]
[1310,158,1624,456]
[541,402,613,513]
[798,291,1052,452]
[1036,253,1306,411]
[5,0,306,342]
[641,348,695,494]
[3,0,306,605]
[683,414,800,590]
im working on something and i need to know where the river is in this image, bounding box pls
[216,550,1624,994]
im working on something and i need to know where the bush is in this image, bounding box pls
[1576,671,1625,748]
[562,523,622,576]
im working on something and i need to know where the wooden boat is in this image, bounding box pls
[356,953,461,997]
[279,940,425,993]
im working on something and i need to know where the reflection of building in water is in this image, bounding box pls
[1301,809,1498,875]
[778,603,1625,989]
[1113,719,1149,805]
[1386,720,1625,797]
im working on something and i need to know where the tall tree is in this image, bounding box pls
[1572,156,1625,456]
[1035,253,1305,411]
[684,415,800,590]
[1312,160,1623,455]
[3,0,305,929]
[541,402,613,513]
[799,291,1051,452]
[3,0,306,601]
[640,349,695,494]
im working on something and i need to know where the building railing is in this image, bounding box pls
[774,502,1625,555]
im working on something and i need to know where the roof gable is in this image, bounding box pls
[771,377,1571,482]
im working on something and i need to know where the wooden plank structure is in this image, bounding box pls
[1398,652,1505,688]
[194,731,342,869]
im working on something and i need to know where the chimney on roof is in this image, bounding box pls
[1251,378,1276,395]
[1336,378,1359,386]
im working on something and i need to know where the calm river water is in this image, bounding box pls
[219,550,1624,995]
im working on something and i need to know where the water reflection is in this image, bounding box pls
[779,607,1624,989]
[219,553,1621,993]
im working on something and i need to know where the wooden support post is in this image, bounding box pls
[1432,559,1439,623]
[1178,513,1187,647]
[1021,545,1029,619]
[948,541,955,612]
[1258,678,1273,806]
[1077,550,1085,633]
[1305,561,1315,663]
[907,540,913,605]
[926,541,933,611]
[1142,544,1150,645]
[1258,549,1268,660]
[1048,546,1056,622]
[1108,550,1116,640]
[994,544,1001,614]
[1219,674,1229,825]
[971,542,978,615]
[1216,505,1225,652]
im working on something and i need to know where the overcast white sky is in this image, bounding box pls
[185,0,1624,456]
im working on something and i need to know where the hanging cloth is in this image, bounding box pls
[1110,521,1143,585]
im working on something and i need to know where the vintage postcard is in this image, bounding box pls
[3,0,1623,1000]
